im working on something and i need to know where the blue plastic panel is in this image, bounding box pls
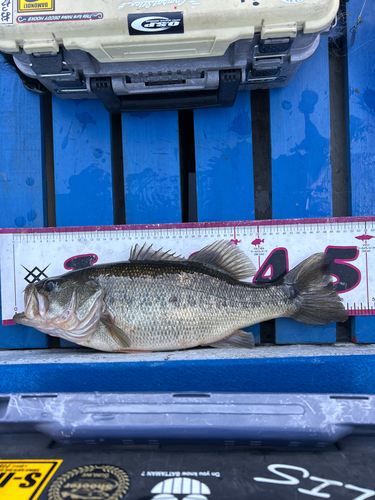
[194,91,255,223]
[2,354,375,394]
[0,55,47,348]
[52,97,114,227]
[346,0,375,342]
[194,91,259,343]
[121,111,181,224]
[52,97,113,347]
[270,39,336,344]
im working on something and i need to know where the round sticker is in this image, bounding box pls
[47,464,130,500]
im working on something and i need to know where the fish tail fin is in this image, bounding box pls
[285,253,348,326]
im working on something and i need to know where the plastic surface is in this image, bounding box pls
[0,0,339,59]
[1,392,374,447]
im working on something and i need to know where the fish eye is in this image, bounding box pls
[44,280,56,292]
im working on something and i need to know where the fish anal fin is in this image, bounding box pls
[101,317,131,348]
[188,240,256,280]
[207,330,255,349]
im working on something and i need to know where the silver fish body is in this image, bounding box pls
[82,261,294,351]
[13,241,347,352]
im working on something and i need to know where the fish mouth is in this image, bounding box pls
[13,312,27,324]
[12,284,50,328]
[12,282,105,342]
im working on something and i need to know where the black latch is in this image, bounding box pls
[90,77,121,114]
[258,38,293,54]
[53,78,88,94]
[30,51,63,76]
[217,69,241,105]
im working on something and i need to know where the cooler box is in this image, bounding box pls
[0,0,338,112]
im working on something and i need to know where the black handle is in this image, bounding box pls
[91,70,241,114]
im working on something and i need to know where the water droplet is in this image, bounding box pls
[27,210,37,222]
[15,216,26,227]
[282,100,292,110]
[93,148,104,159]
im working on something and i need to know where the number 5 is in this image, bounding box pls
[325,246,361,293]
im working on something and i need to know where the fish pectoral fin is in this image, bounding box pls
[207,330,255,349]
[100,317,131,348]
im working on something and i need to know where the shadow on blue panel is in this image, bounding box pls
[197,141,254,222]
[273,90,332,218]
[56,164,112,226]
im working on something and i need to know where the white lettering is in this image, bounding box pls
[146,471,181,477]
[253,464,310,485]
[345,484,375,500]
[298,476,344,498]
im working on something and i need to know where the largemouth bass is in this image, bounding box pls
[13,241,347,352]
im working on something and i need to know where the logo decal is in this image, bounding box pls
[48,464,130,500]
[128,12,183,35]
[22,264,49,283]
[1,0,14,24]
[118,0,200,8]
[0,460,62,500]
[150,478,211,499]
[17,11,103,22]
[18,0,54,12]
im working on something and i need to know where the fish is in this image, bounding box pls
[251,238,264,246]
[355,234,374,241]
[13,241,348,353]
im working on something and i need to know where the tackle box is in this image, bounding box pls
[0,0,338,112]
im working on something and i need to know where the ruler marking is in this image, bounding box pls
[366,252,370,305]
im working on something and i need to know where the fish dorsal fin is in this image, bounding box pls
[188,240,256,280]
[129,243,186,262]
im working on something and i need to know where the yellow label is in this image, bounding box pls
[18,0,54,12]
[0,460,62,500]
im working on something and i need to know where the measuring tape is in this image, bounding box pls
[1,216,374,325]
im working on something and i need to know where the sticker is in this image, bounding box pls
[128,12,183,35]
[48,465,130,500]
[1,0,13,25]
[18,0,54,12]
[118,0,200,9]
[150,478,211,499]
[16,11,103,22]
[253,463,375,499]
[0,460,63,500]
